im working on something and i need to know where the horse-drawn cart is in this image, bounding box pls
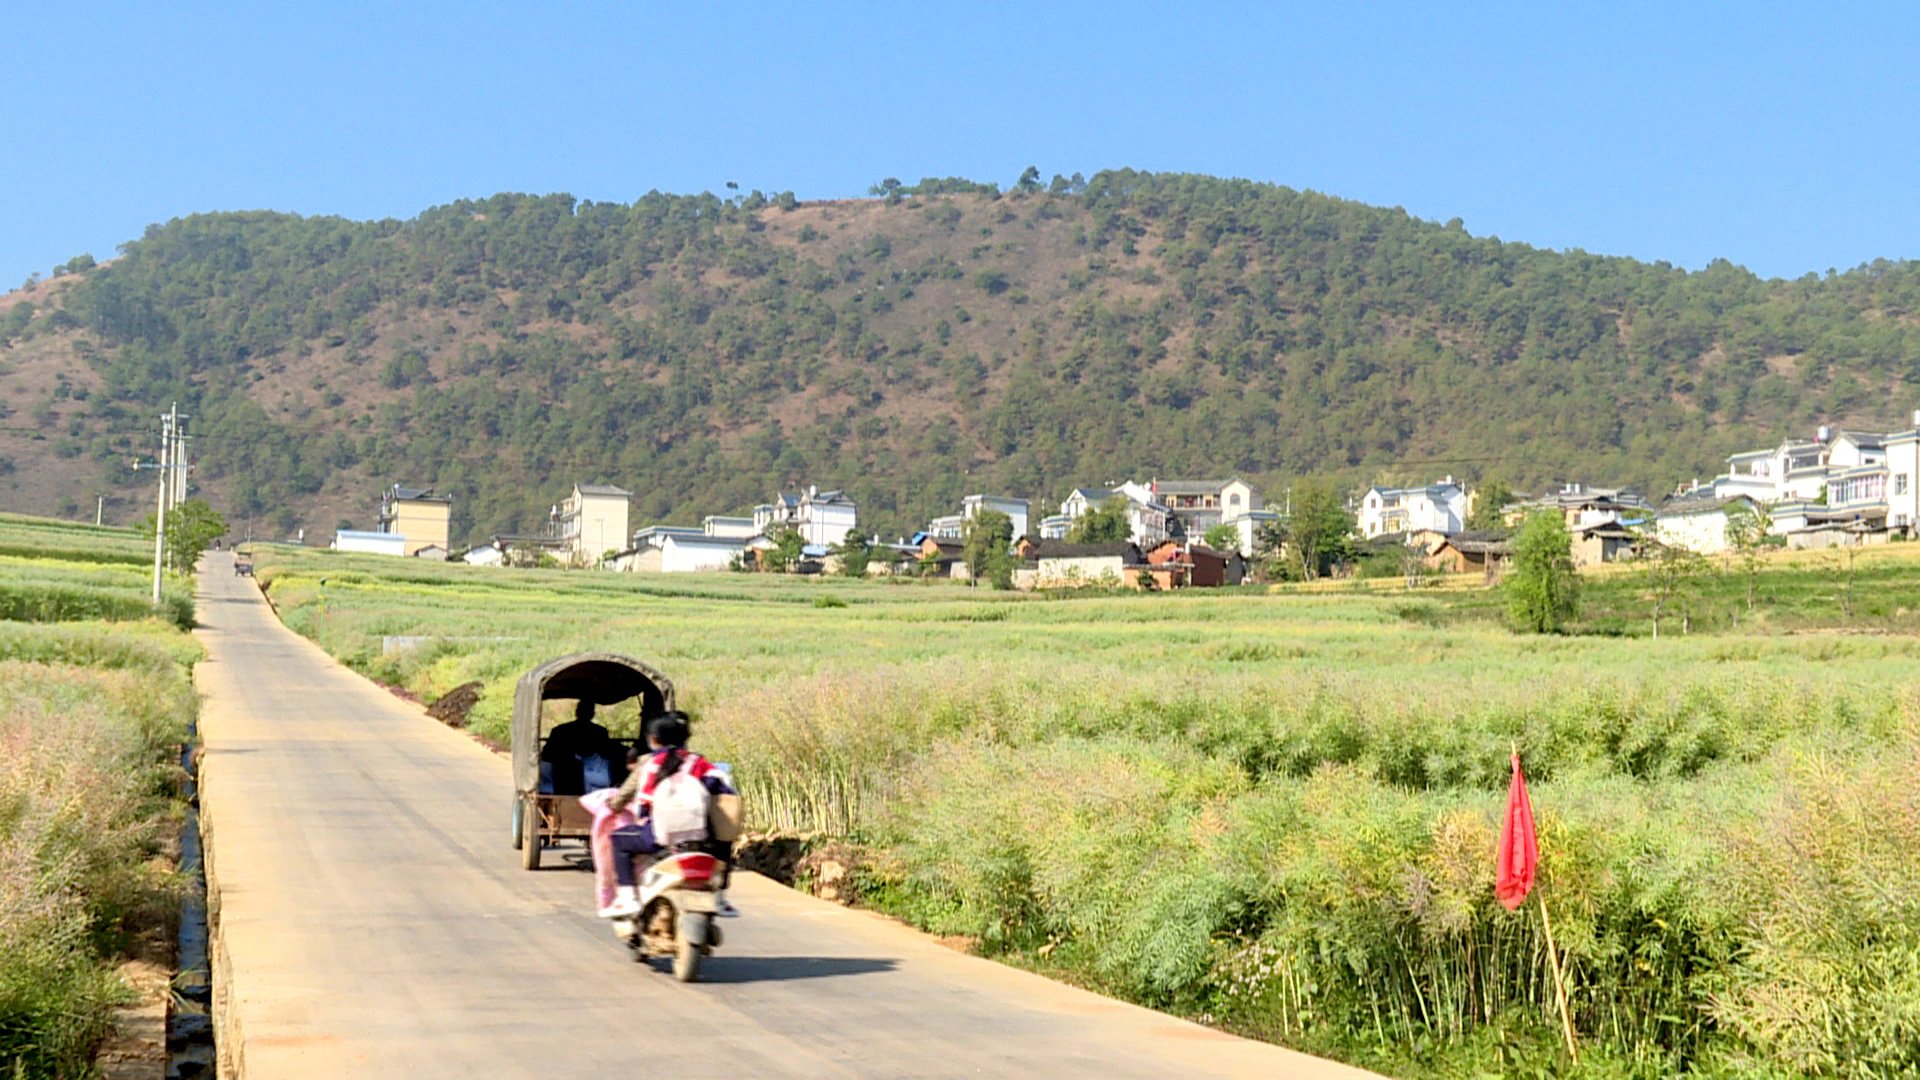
[510,652,674,870]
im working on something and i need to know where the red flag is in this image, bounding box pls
[1496,751,1538,911]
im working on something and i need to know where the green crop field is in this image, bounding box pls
[0,515,199,1078]
[251,544,1920,1079]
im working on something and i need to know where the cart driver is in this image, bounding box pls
[540,701,623,795]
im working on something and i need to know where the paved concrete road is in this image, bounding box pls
[194,552,1379,1079]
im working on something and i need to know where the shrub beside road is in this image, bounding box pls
[0,515,200,1078]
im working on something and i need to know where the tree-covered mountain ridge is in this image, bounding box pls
[4,168,1919,544]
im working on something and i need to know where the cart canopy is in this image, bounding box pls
[511,652,674,794]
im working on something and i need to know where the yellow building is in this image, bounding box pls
[378,485,452,557]
[557,483,632,566]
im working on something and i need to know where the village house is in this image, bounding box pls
[1714,426,1893,505]
[556,483,631,566]
[915,535,970,579]
[1042,482,1172,546]
[362,484,452,557]
[462,543,504,567]
[702,515,757,539]
[1505,483,1650,530]
[613,525,744,574]
[1571,522,1639,568]
[1887,421,1920,534]
[1425,530,1513,582]
[1654,491,1759,555]
[1138,539,1246,588]
[925,495,1031,543]
[1025,541,1150,589]
[1359,478,1468,539]
[1218,507,1279,557]
[754,486,858,548]
[1152,478,1260,535]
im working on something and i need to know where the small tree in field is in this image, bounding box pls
[1506,511,1578,633]
[1282,479,1353,580]
[761,526,804,573]
[1639,532,1704,638]
[140,498,227,573]
[962,509,1016,589]
[832,529,871,578]
[1723,501,1772,612]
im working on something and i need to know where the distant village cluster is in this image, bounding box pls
[332,418,1915,587]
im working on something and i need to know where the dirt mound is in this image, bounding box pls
[426,681,483,727]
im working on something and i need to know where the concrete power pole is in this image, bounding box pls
[150,406,174,603]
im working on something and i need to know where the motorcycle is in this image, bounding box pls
[609,849,726,981]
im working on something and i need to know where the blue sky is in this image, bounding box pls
[6,3,1918,287]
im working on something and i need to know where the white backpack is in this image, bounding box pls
[652,759,712,847]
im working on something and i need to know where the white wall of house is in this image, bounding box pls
[1034,554,1128,587]
[1361,481,1465,538]
[661,536,742,573]
[801,500,856,548]
[703,516,756,539]
[755,488,857,548]
[334,530,407,556]
[1888,433,1919,532]
[1656,508,1734,555]
[463,545,504,566]
[963,494,1030,541]
[1222,510,1277,557]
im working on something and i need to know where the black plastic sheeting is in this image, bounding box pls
[168,720,215,1079]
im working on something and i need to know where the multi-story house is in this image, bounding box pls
[1887,420,1920,533]
[1152,478,1260,535]
[1359,478,1468,538]
[377,484,452,557]
[753,486,858,548]
[1507,484,1651,530]
[1044,481,1171,546]
[556,483,631,566]
[926,495,1031,542]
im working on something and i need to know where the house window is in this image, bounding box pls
[1230,493,1242,508]
[1898,473,1910,496]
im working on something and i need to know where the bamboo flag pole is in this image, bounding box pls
[1506,740,1578,1065]
[1539,888,1580,1066]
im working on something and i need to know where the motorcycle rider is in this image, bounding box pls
[600,711,740,918]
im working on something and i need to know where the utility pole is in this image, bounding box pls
[150,406,174,603]
[134,403,193,602]
[95,493,104,526]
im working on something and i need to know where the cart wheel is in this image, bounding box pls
[511,798,524,850]
[521,798,542,870]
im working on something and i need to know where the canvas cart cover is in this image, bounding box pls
[511,652,674,794]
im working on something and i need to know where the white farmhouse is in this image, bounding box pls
[1887,422,1920,533]
[615,525,744,573]
[753,486,858,548]
[1655,492,1760,555]
[927,494,1031,542]
[1359,478,1468,538]
[1046,481,1171,546]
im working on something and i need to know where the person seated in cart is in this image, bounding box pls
[540,701,626,795]
[601,711,740,918]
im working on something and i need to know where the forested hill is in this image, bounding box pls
[5,169,1920,544]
